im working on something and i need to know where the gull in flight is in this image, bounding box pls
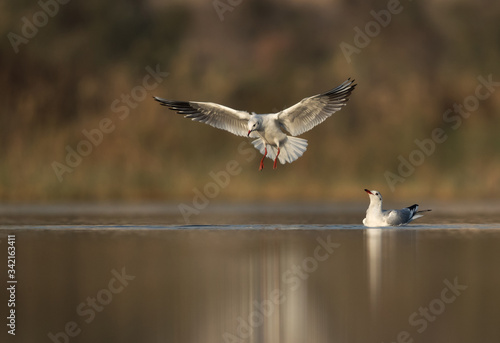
[363,189,431,227]
[154,79,355,170]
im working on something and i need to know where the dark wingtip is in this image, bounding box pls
[407,204,419,212]
[321,78,357,99]
[153,97,189,109]
[153,98,198,117]
[153,96,170,106]
[344,77,357,86]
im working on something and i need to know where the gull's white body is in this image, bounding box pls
[247,114,308,166]
[154,79,355,170]
[363,189,430,227]
[256,114,287,146]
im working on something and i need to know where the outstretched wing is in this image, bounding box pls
[277,79,356,136]
[154,97,251,137]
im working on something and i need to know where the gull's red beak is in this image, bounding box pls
[364,189,372,195]
[247,130,252,137]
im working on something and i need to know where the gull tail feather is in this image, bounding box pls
[277,136,308,164]
[251,137,308,164]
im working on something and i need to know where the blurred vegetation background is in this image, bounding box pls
[1,0,499,204]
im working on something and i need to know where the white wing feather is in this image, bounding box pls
[277,79,356,136]
[154,98,251,137]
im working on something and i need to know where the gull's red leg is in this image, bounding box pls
[259,147,267,171]
[273,148,280,169]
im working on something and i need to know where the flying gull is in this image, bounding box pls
[363,189,431,227]
[154,79,356,170]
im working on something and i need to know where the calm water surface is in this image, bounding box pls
[1,203,500,343]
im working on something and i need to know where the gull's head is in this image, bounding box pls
[247,116,262,136]
[364,189,382,203]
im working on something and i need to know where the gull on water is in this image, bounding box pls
[154,79,355,170]
[363,189,431,227]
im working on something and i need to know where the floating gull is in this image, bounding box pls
[154,79,355,170]
[363,189,431,227]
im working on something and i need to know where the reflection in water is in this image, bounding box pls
[366,228,383,316]
[1,225,500,343]
[215,233,336,343]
